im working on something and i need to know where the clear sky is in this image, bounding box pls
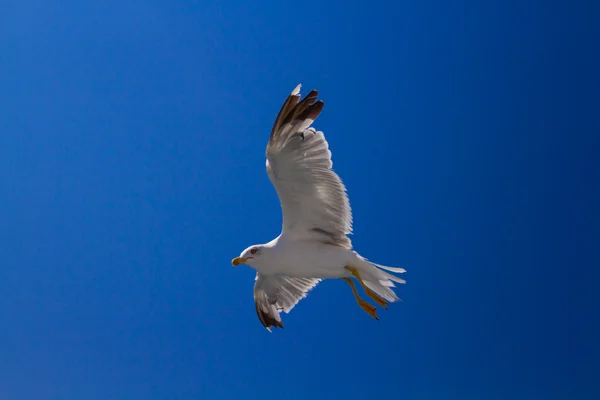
[1,1,598,399]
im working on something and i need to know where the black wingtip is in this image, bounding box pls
[300,99,324,121]
[255,301,284,330]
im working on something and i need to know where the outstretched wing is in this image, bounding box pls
[266,85,353,249]
[253,273,320,330]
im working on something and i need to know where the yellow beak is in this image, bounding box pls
[232,257,247,266]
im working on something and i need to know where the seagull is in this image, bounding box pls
[232,84,406,330]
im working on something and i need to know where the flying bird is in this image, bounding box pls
[232,84,406,330]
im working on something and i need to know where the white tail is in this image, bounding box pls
[352,253,406,302]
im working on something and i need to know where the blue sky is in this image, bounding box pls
[1,1,598,399]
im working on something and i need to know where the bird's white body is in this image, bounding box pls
[249,235,357,278]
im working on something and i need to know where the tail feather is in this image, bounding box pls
[375,267,407,285]
[353,254,406,303]
[372,262,406,274]
[364,280,400,302]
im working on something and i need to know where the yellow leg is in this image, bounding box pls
[345,266,388,309]
[342,277,378,320]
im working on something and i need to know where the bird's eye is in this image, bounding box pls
[250,248,258,254]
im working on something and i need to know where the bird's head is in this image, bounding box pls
[232,245,265,268]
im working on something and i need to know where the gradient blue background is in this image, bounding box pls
[1,1,598,399]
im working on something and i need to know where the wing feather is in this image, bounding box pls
[266,85,352,248]
[253,273,320,330]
